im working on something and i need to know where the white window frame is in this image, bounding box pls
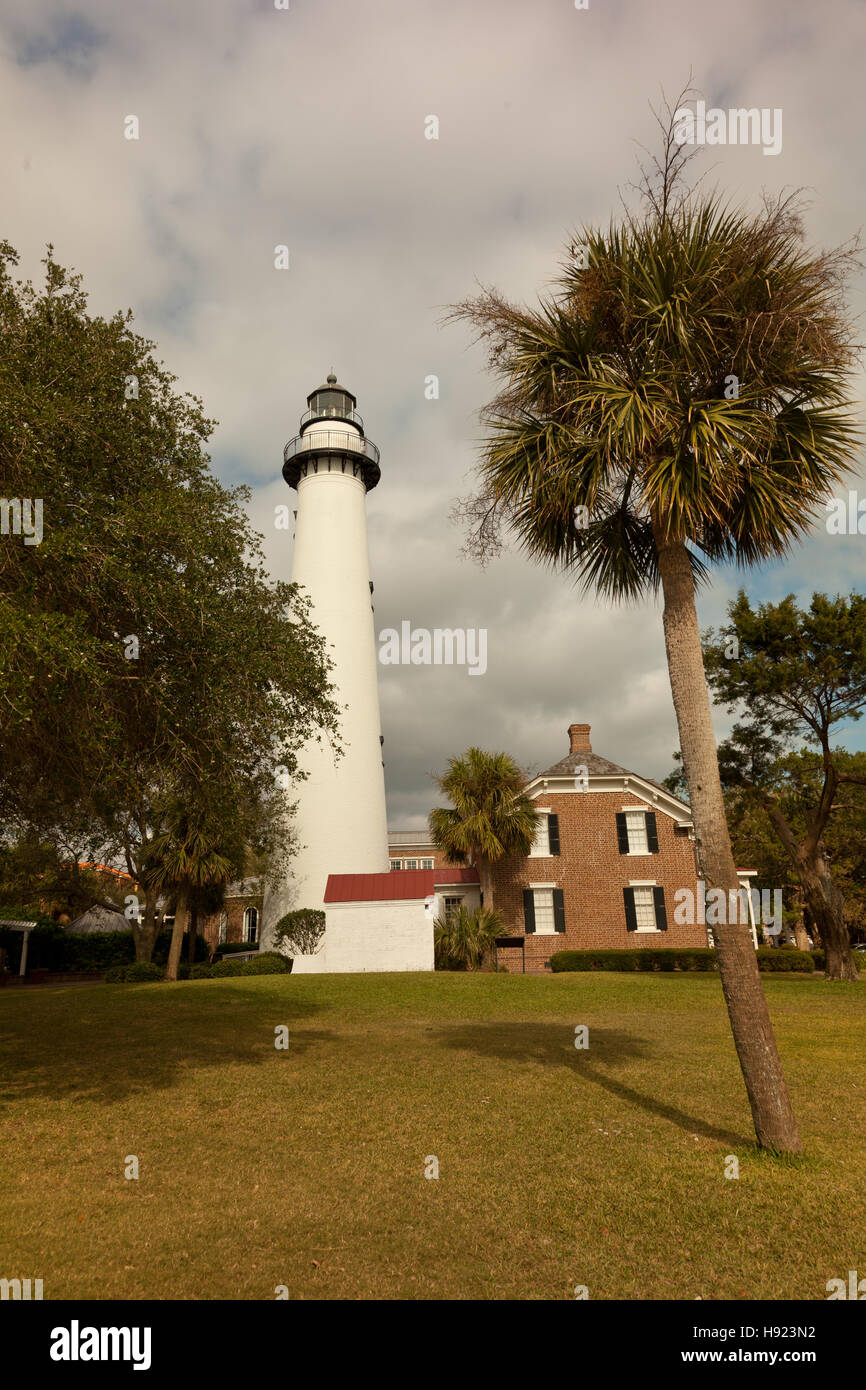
[404,858,418,871]
[529,809,552,857]
[442,895,463,923]
[623,807,650,855]
[420,857,434,871]
[243,906,259,944]
[629,880,661,933]
[531,886,557,935]
[218,911,227,945]
[389,858,403,871]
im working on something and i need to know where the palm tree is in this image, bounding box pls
[434,904,507,971]
[448,118,861,1153]
[145,805,236,981]
[429,747,539,907]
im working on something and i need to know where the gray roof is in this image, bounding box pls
[536,749,633,779]
[534,750,678,802]
[67,904,128,935]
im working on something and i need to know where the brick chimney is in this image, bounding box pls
[568,723,592,754]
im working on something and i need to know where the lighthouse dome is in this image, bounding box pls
[304,372,359,425]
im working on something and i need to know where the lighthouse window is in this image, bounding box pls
[314,391,347,417]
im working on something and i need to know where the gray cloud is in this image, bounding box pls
[3,0,864,824]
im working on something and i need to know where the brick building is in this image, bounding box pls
[387,830,448,874]
[199,879,264,953]
[488,722,713,972]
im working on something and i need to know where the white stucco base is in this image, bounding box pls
[287,897,436,974]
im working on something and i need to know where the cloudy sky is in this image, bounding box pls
[3,0,865,826]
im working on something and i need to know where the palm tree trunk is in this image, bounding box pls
[188,904,198,967]
[165,887,189,982]
[652,521,801,1153]
[477,857,492,911]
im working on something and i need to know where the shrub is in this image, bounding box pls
[124,962,162,982]
[239,955,290,975]
[756,947,814,973]
[273,908,325,957]
[434,905,506,970]
[550,948,719,973]
[550,946,821,974]
[217,940,262,955]
[211,958,244,977]
[105,961,163,983]
[190,963,213,979]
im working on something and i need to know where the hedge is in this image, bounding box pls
[755,947,814,973]
[239,954,290,975]
[550,948,719,973]
[211,958,244,977]
[549,947,817,973]
[0,920,209,973]
[104,962,162,983]
[212,954,290,977]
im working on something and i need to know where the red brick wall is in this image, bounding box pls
[488,791,706,972]
[199,895,262,952]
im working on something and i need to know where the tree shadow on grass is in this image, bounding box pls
[0,983,334,1107]
[433,1021,748,1147]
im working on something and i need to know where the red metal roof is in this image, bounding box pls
[324,870,436,904]
[434,867,480,885]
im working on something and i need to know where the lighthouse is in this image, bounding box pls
[261,374,390,966]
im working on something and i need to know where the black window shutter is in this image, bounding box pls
[623,886,637,931]
[616,812,630,854]
[646,812,659,854]
[653,886,667,931]
[548,814,561,856]
[523,889,536,934]
[553,888,566,933]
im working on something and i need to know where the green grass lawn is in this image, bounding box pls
[1,971,863,1300]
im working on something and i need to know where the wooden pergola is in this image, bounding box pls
[0,919,39,977]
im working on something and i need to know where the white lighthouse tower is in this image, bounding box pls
[261,374,390,966]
